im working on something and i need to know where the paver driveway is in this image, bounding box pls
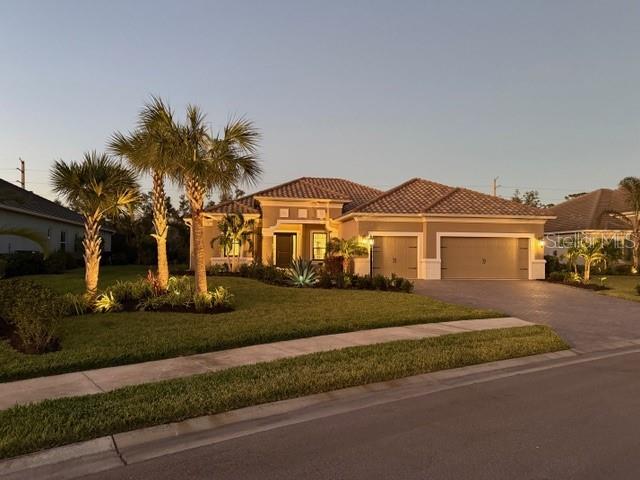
[414,280,640,352]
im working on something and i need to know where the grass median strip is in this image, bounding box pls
[0,325,567,460]
[0,274,501,382]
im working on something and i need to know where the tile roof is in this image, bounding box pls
[544,188,633,232]
[351,178,548,217]
[0,177,84,225]
[205,177,382,214]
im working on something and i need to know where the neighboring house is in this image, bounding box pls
[0,178,112,255]
[544,188,634,260]
[190,177,552,280]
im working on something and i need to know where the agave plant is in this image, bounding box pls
[286,258,318,287]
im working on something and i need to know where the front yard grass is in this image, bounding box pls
[0,268,502,382]
[0,325,567,460]
[594,275,640,302]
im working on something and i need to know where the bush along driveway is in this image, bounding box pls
[0,325,567,460]
[0,273,502,382]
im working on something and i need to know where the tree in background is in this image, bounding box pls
[51,152,139,297]
[109,97,175,290]
[511,189,542,208]
[213,213,256,272]
[605,177,640,273]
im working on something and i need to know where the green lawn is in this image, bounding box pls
[0,267,502,382]
[593,275,640,302]
[0,325,567,460]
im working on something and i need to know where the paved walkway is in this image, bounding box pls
[0,317,531,410]
[414,280,640,353]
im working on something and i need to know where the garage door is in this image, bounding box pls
[441,237,529,279]
[372,236,418,278]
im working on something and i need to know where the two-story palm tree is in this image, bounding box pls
[51,152,139,297]
[109,97,175,290]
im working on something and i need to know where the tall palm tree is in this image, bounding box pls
[51,152,140,297]
[605,177,640,273]
[213,213,256,272]
[109,97,175,290]
[170,106,261,293]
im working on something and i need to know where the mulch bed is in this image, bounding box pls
[545,279,609,291]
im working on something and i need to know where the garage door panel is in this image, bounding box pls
[372,236,418,278]
[441,237,528,280]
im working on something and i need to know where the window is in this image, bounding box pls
[312,232,327,260]
[279,208,289,218]
[316,209,326,219]
[60,231,67,252]
[298,208,308,218]
[224,241,241,257]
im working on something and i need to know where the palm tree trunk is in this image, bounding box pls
[83,214,102,298]
[187,179,207,293]
[151,170,169,290]
[632,231,640,273]
[584,260,591,283]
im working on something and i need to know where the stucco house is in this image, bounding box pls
[191,177,553,280]
[0,178,112,255]
[544,188,634,261]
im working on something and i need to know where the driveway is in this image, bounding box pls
[414,280,640,352]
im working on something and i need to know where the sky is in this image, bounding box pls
[0,0,638,206]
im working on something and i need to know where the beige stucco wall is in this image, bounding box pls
[260,204,342,229]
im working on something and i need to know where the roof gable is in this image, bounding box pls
[0,178,84,225]
[545,188,633,232]
[351,178,547,217]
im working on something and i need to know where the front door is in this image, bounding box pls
[275,233,295,267]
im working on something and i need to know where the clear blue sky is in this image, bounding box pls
[1,0,638,205]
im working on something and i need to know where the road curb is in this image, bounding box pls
[9,346,640,480]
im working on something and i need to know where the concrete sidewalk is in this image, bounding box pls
[0,317,531,410]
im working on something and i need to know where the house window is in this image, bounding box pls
[224,241,241,257]
[312,232,328,260]
[316,209,326,219]
[298,208,308,218]
[279,208,289,218]
[60,231,67,252]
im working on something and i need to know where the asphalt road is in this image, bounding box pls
[83,351,640,480]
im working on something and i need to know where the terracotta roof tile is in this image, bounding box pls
[545,188,632,232]
[352,178,547,217]
[204,177,382,214]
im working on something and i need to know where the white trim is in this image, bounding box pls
[368,230,425,279]
[337,211,554,223]
[435,232,544,280]
[279,208,290,218]
[262,219,332,236]
[255,197,345,209]
[298,208,308,219]
[424,258,442,280]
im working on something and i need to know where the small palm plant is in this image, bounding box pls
[51,152,140,298]
[213,213,255,272]
[577,239,606,283]
[327,237,368,273]
[286,258,318,287]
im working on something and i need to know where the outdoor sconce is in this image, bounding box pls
[538,238,545,249]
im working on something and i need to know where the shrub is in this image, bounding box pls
[193,291,213,313]
[324,256,344,276]
[614,263,633,275]
[0,279,63,353]
[548,271,565,282]
[206,263,230,276]
[43,250,77,274]
[0,258,6,279]
[211,286,234,309]
[4,251,45,277]
[400,278,414,293]
[286,258,318,287]
[317,271,333,289]
[107,279,153,305]
[372,274,389,291]
[544,254,564,277]
[94,292,122,313]
[636,284,640,296]
[61,293,92,316]
[352,274,373,290]
[262,265,287,285]
[564,272,583,284]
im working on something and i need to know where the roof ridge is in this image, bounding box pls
[422,186,460,213]
[588,189,605,227]
[350,178,421,213]
[297,178,352,200]
[302,177,384,194]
